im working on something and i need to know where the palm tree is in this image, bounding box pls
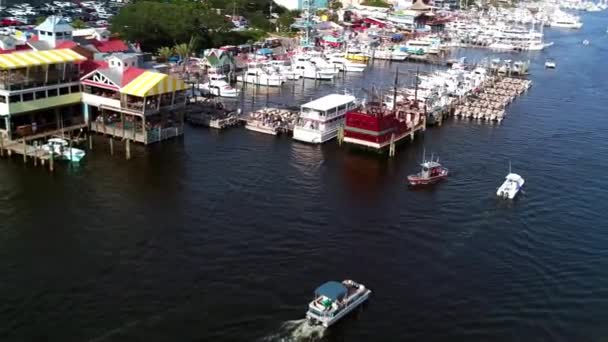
[157,46,174,63]
[173,36,197,72]
[72,19,88,29]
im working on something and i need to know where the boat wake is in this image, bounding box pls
[260,319,325,342]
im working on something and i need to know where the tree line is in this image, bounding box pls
[110,0,300,54]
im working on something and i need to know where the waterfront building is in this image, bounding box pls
[201,49,236,74]
[273,0,327,10]
[82,53,188,144]
[0,49,87,141]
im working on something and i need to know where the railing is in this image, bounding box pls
[146,126,184,144]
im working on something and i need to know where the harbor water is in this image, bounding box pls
[1,12,607,342]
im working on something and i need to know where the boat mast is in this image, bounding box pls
[509,160,512,173]
[414,67,419,104]
[392,67,399,115]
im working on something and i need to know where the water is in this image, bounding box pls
[1,12,608,342]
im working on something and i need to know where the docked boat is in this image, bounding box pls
[326,53,367,72]
[497,163,525,199]
[550,12,583,29]
[199,73,239,97]
[292,93,358,144]
[306,280,371,328]
[343,100,424,152]
[371,48,409,61]
[290,55,335,80]
[407,155,448,186]
[237,64,285,87]
[545,58,556,69]
[42,138,86,162]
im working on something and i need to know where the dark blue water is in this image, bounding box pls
[0,12,607,342]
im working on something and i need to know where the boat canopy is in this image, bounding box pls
[256,48,273,55]
[315,281,347,301]
[421,161,442,168]
[506,173,522,181]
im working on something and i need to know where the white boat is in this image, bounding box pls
[550,12,583,29]
[199,73,239,97]
[545,58,556,69]
[292,93,358,144]
[42,138,86,162]
[370,48,409,61]
[497,163,524,199]
[237,64,285,87]
[290,54,336,80]
[326,53,367,72]
[306,280,371,328]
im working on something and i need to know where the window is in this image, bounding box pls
[59,87,69,95]
[70,85,79,93]
[0,96,5,103]
[9,95,20,103]
[22,92,33,101]
[48,88,58,97]
[35,91,46,99]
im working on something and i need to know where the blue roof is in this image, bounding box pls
[256,48,273,55]
[315,281,347,301]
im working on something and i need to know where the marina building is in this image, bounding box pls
[83,54,188,144]
[0,49,87,142]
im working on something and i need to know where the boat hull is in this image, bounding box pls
[407,169,449,186]
[245,123,278,135]
[292,126,338,144]
[307,289,371,328]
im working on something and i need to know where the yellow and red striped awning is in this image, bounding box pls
[0,49,86,69]
[120,71,187,97]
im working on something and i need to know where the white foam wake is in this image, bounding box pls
[261,319,325,342]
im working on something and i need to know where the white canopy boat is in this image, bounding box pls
[497,163,524,199]
[306,280,371,328]
[199,74,239,97]
[42,138,86,162]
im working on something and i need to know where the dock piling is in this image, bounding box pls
[125,139,131,160]
[33,141,38,166]
[22,139,26,163]
[109,137,114,156]
[389,133,396,157]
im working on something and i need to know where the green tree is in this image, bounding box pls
[330,1,343,10]
[360,0,390,7]
[110,0,227,52]
[156,46,174,62]
[277,10,299,32]
[72,19,88,29]
[35,16,46,25]
[173,36,197,72]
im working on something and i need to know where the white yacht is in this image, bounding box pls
[545,58,556,69]
[403,37,442,55]
[306,280,371,328]
[326,53,367,72]
[497,163,525,199]
[199,73,239,97]
[292,93,358,144]
[370,48,409,61]
[42,138,86,162]
[550,12,583,29]
[289,54,336,80]
[237,63,285,87]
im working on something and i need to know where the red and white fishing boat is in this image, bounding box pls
[407,154,449,186]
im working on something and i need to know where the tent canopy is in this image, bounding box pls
[120,71,187,98]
